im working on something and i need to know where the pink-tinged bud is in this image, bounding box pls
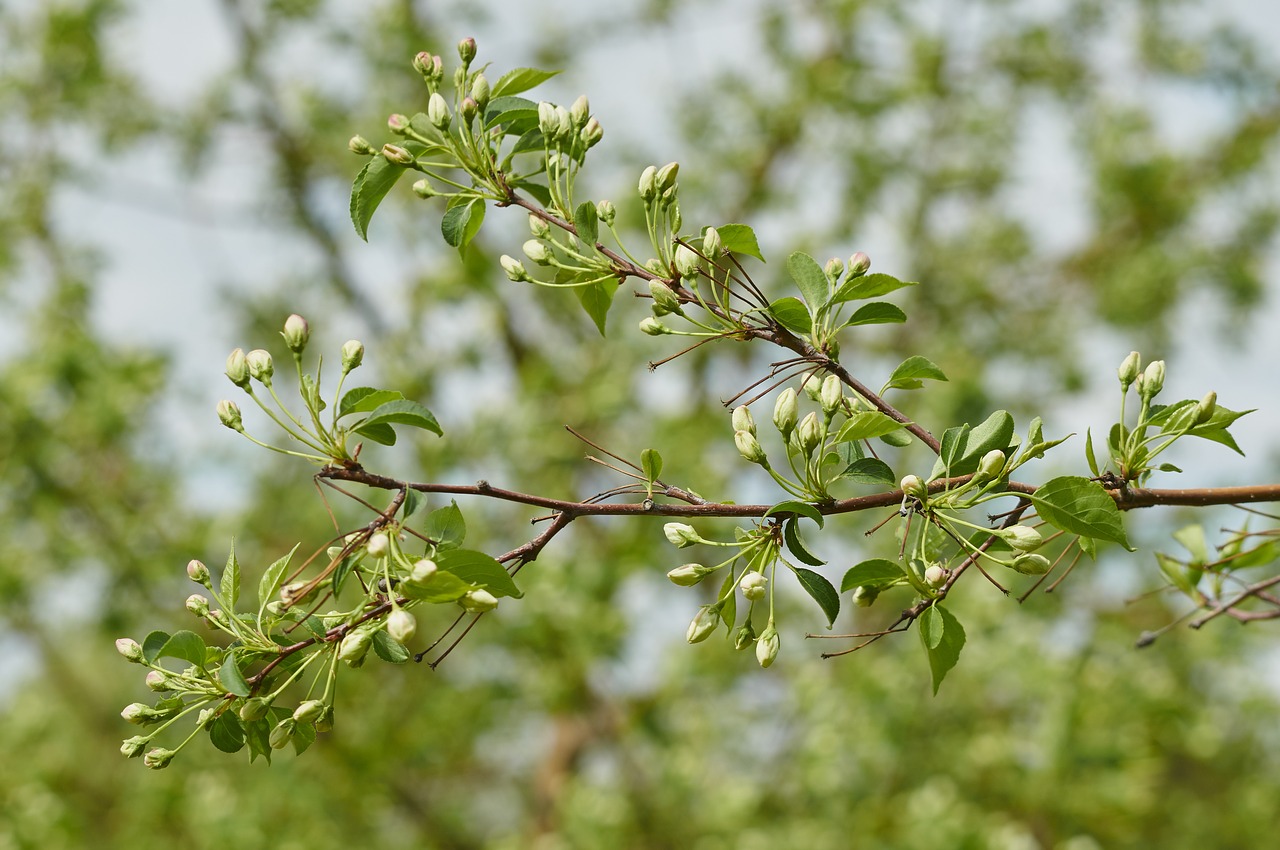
[382,143,416,167]
[115,638,143,663]
[924,565,948,588]
[824,257,845,282]
[412,52,432,76]
[143,747,176,769]
[348,135,374,155]
[186,559,210,584]
[281,314,309,354]
[185,594,210,617]
[847,252,871,277]
[457,37,477,64]
[225,348,250,388]
[459,96,478,124]
[145,670,171,692]
[388,113,410,135]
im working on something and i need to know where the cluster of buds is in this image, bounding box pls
[538,95,602,151]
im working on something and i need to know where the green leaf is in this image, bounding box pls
[784,519,826,566]
[292,719,317,756]
[338,387,405,419]
[257,543,300,618]
[834,411,908,443]
[402,489,423,520]
[425,500,466,549]
[356,399,443,438]
[786,251,830,311]
[1030,476,1132,549]
[158,630,207,666]
[574,200,599,246]
[718,570,737,637]
[400,570,474,603]
[841,559,906,592]
[920,605,944,649]
[372,630,410,664]
[844,301,907,326]
[141,630,170,665]
[715,223,765,262]
[1156,552,1196,595]
[221,544,240,610]
[220,652,252,697]
[511,179,552,207]
[641,448,662,483]
[765,499,824,528]
[331,552,356,596]
[831,272,918,303]
[920,604,965,695]
[794,567,840,628]
[1172,524,1208,564]
[436,549,522,598]
[441,198,486,250]
[246,717,272,764]
[484,95,539,130]
[929,410,1015,479]
[882,355,948,392]
[350,155,408,241]
[768,297,812,334]
[209,711,246,754]
[575,278,617,336]
[840,457,895,485]
[353,422,397,446]
[490,67,561,99]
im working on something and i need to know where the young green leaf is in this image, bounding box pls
[641,448,663,484]
[839,457,895,485]
[372,630,410,664]
[441,198,486,250]
[400,570,474,603]
[209,711,246,754]
[764,500,824,528]
[768,297,812,335]
[786,251,830,311]
[831,272,918,303]
[715,223,765,262]
[436,549,522,598]
[841,559,906,592]
[920,605,944,650]
[221,545,240,611]
[490,67,561,99]
[574,200,599,246]
[141,630,171,665]
[402,489,424,520]
[834,411,909,443]
[257,543,300,620]
[158,630,207,666]
[356,399,443,437]
[794,567,840,628]
[354,422,398,446]
[350,154,412,241]
[338,387,405,419]
[425,500,466,549]
[575,278,617,337]
[484,95,539,130]
[783,518,826,566]
[920,604,965,695]
[844,301,907,327]
[1030,476,1132,549]
[220,652,252,698]
[882,355,948,392]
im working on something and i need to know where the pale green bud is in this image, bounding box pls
[734,622,757,651]
[732,405,756,435]
[820,374,842,415]
[185,594,210,617]
[538,101,557,137]
[644,258,666,276]
[555,103,573,139]
[735,429,767,465]
[315,705,335,733]
[338,629,372,665]
[639,317,672,336]
[664,522,701,548]
[853,585,880,607]
[460,589,499,613]
[900,474,927,500]
[666,563,709,587]
[411,178,436,199]
[739,571,768,601]
[186,559,210,585]
[1009,553,1052,575]
[143,747,176,769]
[596,199,616,225]
[528,213,551,238]
[581,117,603,148]
[974,449,1006,483]
[281,314,309,354]
[116,638,144,663]
[756,625,780,668]
[225,348,250,388]
[847,251,871,276]
[427,93,451,130]
[656,161,680,192]
[387,608,417,643]
[802,373,824,402]
[245,349,273,383]
[798,412,822,455]
[1002,525,1044,552]
[648,280,681,316]
[773,388,799,438]
[239,698,271,721]
[1195,390,1217,425]
[500,255,530,282]
[381,143,416,166]
[348,135,374,155]
[1118,351,1141,389]
[824,257,844,282]
[570,95,590,127]
[924,564,948,588]
[341,340,364,372]
[264,599,286,616]
[686,605,720,643]
[470,74,490,108]
[121,703,157,724]
[409,558,438,585]
[703,226,723,258]
[523,239,552,265]
[1141,360,1165,399]
[293,699,326,724]
[145,670,171,692]
[120,736,148,758]
[269,719,295,749]
[365,532,390,558]
[638,165,658,201]
[674,244,700,279]
[387,113,410,135]
[459,96,478,124]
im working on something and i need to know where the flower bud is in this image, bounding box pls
[338,629,372,665]
[1141,360,1165,399]
[739,571,768,601]
[1195,390,1217,425]
[900,474,927,500]
[225,348,250,388]
[430,54,445,82]
[387,608,417,643]
[341,340,364,373]
[460,589,499,613]
[648,280,682,316]
[470,74,490,108]
[847,252,871,276]
[686,605,720,643]
[802,373,824,402]
[239,698,271,721]
[381,143,416,166]
[145,670,171,692]
[217,400,243,431]
[664,522,701,548]
[924,564,948,588]
[853,585,880,607]
[143,747,176,769]
[797,412,822,456]
[703,226,723,258]
[281,314,309,354]
[245,349,273,383]
[528,213,551,239]
[734,622,757,651]
[732,405,756,435]
[581,117,603,148]
[499,255,530,283]
[120,736,148,758]
[457,37,477,63]
[1117,351,1141,389]
[820,374,842,415]
[387,113,410,135]
[426,93,451,130]
[656,161,680,192]
[1001,525,1044,552]
[523,239,552,265]
[674,244,700,279]
[365,533,390,558]
[1009,553,1052,575]
[756,626,780,668]
[459,96,478,124]
[411,178,437,199]
[348,135,374,155]
[293,699,326,724]
[974,449,1006,483]
[537,101,558,137]
[639,317,672,336]
[824,257,845,282]
[185,594,210,617]
[412,51,432,76]
[269,719,295,749]
[121,703,157,724]
[264,599,286,616]
[638,165,658,201]
[666,563,708,587]
[186,559,210,585]
[409,558,438,585]
[773,388,799,438]
[596,199,616,225]
[735,430,767,465]
[315,705,335,733]
[116,638,144,663]
[570,94,590,127]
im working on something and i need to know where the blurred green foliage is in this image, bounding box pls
[1,0,1279,847]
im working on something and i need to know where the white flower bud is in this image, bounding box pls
[639,317,672,336]
[739,571,768,601]
[656,161,679,192]
[293,699,326,724]
[185,594,210,617]
[460,589,499,613]
[638,165,658,201]
[732,405,756,435]
[1141,360,1166,399]
[145,670,170,692]
[143,747,176,769]
[674,244,700,279]
[686,606,720,643]
[427,92,451,130]
[570,94,590,127]
[538,101,558,136]
[500,255,530,282]
[470,74,491,108]
[820,374,842,415]
[387,609,417,643]
[581,117,603,148]
[120,736,148,758]
[666,563,708,587]
[239,697,271,721]
[900,474,927,500]
[338,629,372,665]
[409,558,438,585]
[798,412,822,456]
[217,400,243,432]
[116,638,144,663]
[281,314,309,353]
[121,703,156,724]
[1001,525,1044,552]
[802,373,824,402]
[381,143,416,166]
[853,585,879,607]
[1009,553,1052,575]
[269,719,295,749]
[974,449,1006,483]
[341,340,364,373]
[365,533,390,558]
[411,179,435,199]
[596,199,616,225]
[1195,391,1217,425]
[703,226,723,258]
[773,388,799,438]
[824,256,845,281]
[1118,351,1141,389]
[755,626,780,668]
[245,349,273,383]
[735,429,767,465]
[225,348,250,388]
[523,239,552,265]
[664,523,701,548]
[924,565,948,588]
[648,280,682,316]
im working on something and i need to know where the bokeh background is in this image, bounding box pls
[3,1,1280,847]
